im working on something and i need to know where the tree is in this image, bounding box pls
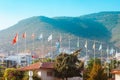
[87,63,108,80]
[0,65,5,80]
[87,58,101,71]
[3,68,21,80]
[83,58,103,80]
[54,49,83,80]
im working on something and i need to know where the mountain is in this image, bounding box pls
[80,11,120,47]
[0,11,120,56]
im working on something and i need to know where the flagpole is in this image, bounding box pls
[60,33,62,49]
[83,40,87,80]
[111,48,114,69]
[84,40,88,69]
[107,46,109,61]
[25,33,26,52]
[93,41,96,64]
[42,35,44,59]
[16,33,19,67]
[51,34,53,59]
[85,40,88,69]
[17,39,18,54]
[33,37,34,52]
[32,33,35,52]
[69,35,70,52]
[77,37,79,49]
[32,33,35,63]
[100,43,102,66]
[16,33,18,54]
[106,46,109,77]
[116,49,118,67]
[86,40,87,59]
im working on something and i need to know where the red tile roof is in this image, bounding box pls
[18,62,54,71]
[111,69,120,74]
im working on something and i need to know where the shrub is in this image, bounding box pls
[3,68,21,80]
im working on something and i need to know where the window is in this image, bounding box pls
[47,71,53,77]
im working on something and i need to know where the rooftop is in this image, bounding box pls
[111,66,120,74]
[18,62,54,71]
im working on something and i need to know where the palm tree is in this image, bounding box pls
[87,63,108,80]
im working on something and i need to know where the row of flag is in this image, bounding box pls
[84,40,116,54]
[12,32,54,44]
[12,32,117,54]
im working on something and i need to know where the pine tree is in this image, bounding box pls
[54,49,83,80]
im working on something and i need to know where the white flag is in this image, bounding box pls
[99,44,102,50]
[84,40,87,48]
[48,34,52,42]
[38,34,43,40]
[110,48,114,54]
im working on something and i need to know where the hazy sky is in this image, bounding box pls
[0,0,120,30]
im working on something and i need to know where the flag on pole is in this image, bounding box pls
[38,33,43,40]
[22,32,26,38]
[12,33,18,45]
[93,42,95,49]
[48,34,52,42]
[56,40,60,49]
[84,40,87,48]
[99,44,102,50]
[110,48,114,54]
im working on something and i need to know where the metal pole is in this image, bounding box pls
[69,36,70,52]
[93,41,96,64]
[107,46,109,78]
[25,35,26,52]
[100,43,102,66]
[51,34,53,59]
[86,41,87,59]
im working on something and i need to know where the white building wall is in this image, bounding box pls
[68,77,82,80]
[115,74,120,80]
[39,69,55,80]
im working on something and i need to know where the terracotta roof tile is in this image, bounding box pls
[111,69,120,74]
[18,62,54,71]
[40,62,54,69]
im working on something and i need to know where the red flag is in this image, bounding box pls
[12,33,18,45]
[22,32,26,38]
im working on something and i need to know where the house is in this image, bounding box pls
[18,62,83,80]
[19,62,56,80]
[111,68,120,80]
[115,53,120,61]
